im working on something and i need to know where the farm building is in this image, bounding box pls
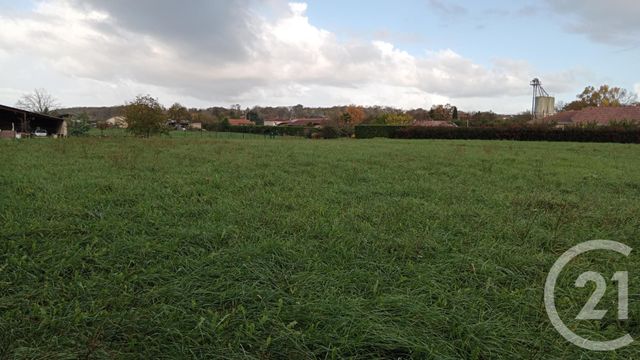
[533,106,640,128]
[0,104,67,138]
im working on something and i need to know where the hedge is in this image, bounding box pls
[355,125,640,144]
[353,125,407,139]
[205,125,312,137]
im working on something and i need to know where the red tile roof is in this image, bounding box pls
[538,106,640,126]
[412,120,458,128]
[228,119,255,126]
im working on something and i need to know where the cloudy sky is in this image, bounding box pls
[0,0,638,113]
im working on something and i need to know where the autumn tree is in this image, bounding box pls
[124,95,168,138]
[191,111,217,126]
[429,104,454,122]
[579,85,636,107]
[406,108,431,121]
[563,85,637,111]
[167,103,191,124]
[383,113,414,125]
[340,105,365,126]
[16,89,60,114]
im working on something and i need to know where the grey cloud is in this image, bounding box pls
[546,0,640,45]
[70,0,258,62]
[0,0,585,111]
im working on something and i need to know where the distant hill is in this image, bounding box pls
[54,106,125,122]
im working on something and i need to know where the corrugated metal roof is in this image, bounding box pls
[0,104,64,121]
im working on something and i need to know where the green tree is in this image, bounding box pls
[247,109,263,125]
[124,95,168,138]
[469,111,498,127]
[168,103,191,124]
[68,112,91,137]
[217,117,230,132]
[340,112,352,126]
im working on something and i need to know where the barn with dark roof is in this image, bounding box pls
[0,104,67,138]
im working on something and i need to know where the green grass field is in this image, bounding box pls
[1,136,640,359]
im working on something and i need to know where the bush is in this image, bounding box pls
[67,113,91,137]
[319,126,340,139]
[356,125,640,144]
[218,118,231,132]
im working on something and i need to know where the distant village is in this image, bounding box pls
[1,80,639,138]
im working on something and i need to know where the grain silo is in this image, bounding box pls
[530,78,556,119]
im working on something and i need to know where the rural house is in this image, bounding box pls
[264,119,290,127]
[106,116,128,128]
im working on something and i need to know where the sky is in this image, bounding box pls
[0,0,639,113]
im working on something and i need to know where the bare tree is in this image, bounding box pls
[16,89,60,114]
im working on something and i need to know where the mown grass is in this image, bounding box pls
[1,136,639,359]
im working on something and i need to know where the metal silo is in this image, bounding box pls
[530,79,556,119]
[535,96,555,119]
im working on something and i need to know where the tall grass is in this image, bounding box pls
[1,137,639,358]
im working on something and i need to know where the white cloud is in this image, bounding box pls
[0,0,583,112]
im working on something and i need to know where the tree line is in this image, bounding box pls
[13,83,639,138]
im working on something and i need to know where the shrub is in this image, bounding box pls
[67,113,91,137]
[217,118,231,132]
[320,126,340,139]
[96,121,110,136]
